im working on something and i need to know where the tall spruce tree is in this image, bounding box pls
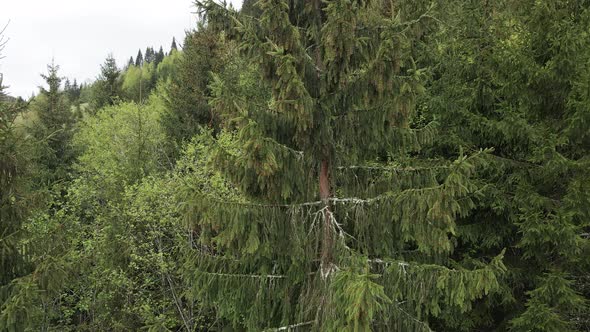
[423,0,590,330]
[155,46,165,66]
[135,49,143,67]
[0,72,34,313]
[170,37,178,52]
[145,46,155,63]
[182,1,506,330]
[33,61,76,180]
[163,23,228,146]
[93,54,121,109]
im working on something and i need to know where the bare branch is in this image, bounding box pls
[0,20,10,60]
[267,320,315,331]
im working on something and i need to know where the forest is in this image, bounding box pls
[1,0,589,331]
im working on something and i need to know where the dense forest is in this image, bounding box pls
[1,0,589,331]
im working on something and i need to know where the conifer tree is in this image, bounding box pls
[127,56,134,68]
[424,0,590,330]
[170,37,178,52]
[241,0,261,17]
[0,73,34,310]
[33,61,76,180]
[145,46,155,63]
[135,49,143,67]
[93,54,121,109]
[155,46,165,66]
[182,1,506,330]
[64,77,81,102]
[64,78,71,92]
[163,25,228,145]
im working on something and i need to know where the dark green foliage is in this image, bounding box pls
[162,26,230,146]
[135,49,143,67]
[0,77,33,301]
[241,0,261,17]
[64,78,81,103]
[1,1,589,331]
[145,46,155,63]
[155,46,165,66]
[0,59,45,331]
[180,1,508,330]
[170,37,178,52]
[31,61,77,182]
[422,0,590,330]
[91,54,122,110]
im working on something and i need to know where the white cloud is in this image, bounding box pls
[0,0,243,98]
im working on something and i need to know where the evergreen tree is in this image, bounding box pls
[32,61,76,180]
[64,77,81,102]
[163,24,228,146]
[423,0,590,330]
[241,0,261,17]
[63,78,71,93]
[135,49,143,67]
[92,54,121,109]
[155,46,165,66]
[0,73,35,312]
[182,1,506,330]
[127,56,134,68]
[145,46,155,63]
[170,37,178,52]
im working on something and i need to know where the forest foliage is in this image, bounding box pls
[0,0,589,331]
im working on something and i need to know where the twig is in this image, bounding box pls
[199,271,287,279]
[268,320,315,331]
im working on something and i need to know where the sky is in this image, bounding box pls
[0,0,243,98]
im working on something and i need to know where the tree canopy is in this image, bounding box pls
[0,1,588,331]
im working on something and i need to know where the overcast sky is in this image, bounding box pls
[1,0,243,98]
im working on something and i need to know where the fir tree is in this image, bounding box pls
[127,56,134,68]
[182,1,506,330]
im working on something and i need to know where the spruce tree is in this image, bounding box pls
[163,25,227,145]
[182,1,506,330]
[424,0,590,330]
[155,46,165,66]
[0,74,33,308]
[170,37,178,52]
[241,0,261,17]
[33,61,76,180]
[145,46,155,63]
[135,49,143,67]
[64,78,81,102]
[93,54,121,109]
[127,56,134,68]
[64,78,71,93]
